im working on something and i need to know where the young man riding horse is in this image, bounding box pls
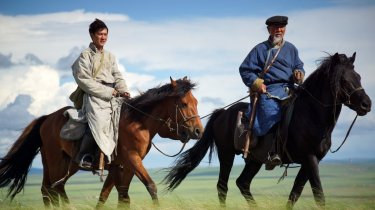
[71,19,131,169]
[239,15,304,170]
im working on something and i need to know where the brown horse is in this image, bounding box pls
[0,77,203,208]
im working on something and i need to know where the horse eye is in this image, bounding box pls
[180,102,188,108]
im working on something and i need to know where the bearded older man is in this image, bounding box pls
[239,15,304,169]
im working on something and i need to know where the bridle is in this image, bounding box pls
[299,75,364,154]
[171,102,200,136]
[300,84,364,108]
[122,99,200,157]
[342,86,364,106]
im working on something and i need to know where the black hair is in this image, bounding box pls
[89,18,108,34]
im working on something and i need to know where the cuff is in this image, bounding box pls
[250,78,264,92]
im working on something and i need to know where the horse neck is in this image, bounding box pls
[300,81,342,129]
[144,103,174,139]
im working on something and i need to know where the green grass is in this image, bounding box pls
[1,161,374,209]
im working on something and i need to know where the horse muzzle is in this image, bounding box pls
[349,93,372,116]
[178,126,204,143]
[356,99,371,116]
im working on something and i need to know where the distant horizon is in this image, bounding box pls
[1,0,375,169]
[28,157,375,172]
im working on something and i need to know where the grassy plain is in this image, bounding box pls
[0,161,374,209]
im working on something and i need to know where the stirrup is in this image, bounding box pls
[265,154,282,170]
[79,154,93,170]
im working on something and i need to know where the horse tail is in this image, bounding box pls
[0,115,47,200]
[163,108,225,191]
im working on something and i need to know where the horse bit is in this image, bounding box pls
[342,86,363,106]
[122,99,200,157]
[152,102,200,157]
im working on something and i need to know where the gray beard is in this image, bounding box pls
[272,35,283,45]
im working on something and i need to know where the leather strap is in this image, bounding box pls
[93,52,105,78]
[260,42,283,79]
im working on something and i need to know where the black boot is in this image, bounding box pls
[265,153,282,170]
[75,131,95,170]
[263,125,282,170]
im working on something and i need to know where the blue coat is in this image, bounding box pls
[239,39,304,136]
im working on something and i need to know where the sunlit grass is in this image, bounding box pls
[1,161,374,209]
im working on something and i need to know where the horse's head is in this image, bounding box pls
[331,52,371,116]
[155,77,204,142]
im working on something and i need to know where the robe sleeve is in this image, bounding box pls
[292,45,304,74]
[110,54,129,93]
[239,47,263,88]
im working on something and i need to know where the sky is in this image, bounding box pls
[0,0,375,170]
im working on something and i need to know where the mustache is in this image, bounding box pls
[272,35,283,45]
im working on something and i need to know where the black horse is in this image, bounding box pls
[163,53,371,208]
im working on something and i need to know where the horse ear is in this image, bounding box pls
[332,52,340,63]
[183,76,188,81]
[170,76,177,88]
[350,52,356,64]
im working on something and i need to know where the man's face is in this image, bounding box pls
[90,28,108,49]
[268,24,286,40]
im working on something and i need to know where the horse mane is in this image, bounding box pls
[123,78,196,122]
[303,53,352,94]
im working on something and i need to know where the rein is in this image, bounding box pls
[151,141,187,157]
[299,85,364,107]
[299,85,363,153]
[200,95,250,120]
[330,114,358,153]
[121,99,199,157]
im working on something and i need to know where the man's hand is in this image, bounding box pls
[112,89,119,97]
[121,92,131,99]
[259,84,267,93]
[293,69,304,85]
[112,90,131,99]
[251,78,267,94]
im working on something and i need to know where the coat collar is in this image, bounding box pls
[89,42,105,54]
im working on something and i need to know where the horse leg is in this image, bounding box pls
[287,155,324,209]
[115,166,135,209]
[96,166,116,209]
[41,167,52,207]
[41,184,52,208]
[306,155,325,208]
[286,165,308,209]
[216,151,235,207]
[42,185,61,207]
[128,152,158,205]
[40,149,60,208]
[236,160,262,205]
[54,183,70,207]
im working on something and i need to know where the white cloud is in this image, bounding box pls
[0,130,20,157]
[0,65,75,115]
[0,6,375,167]
[0,10,129,63]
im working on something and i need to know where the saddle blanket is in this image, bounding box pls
[60,108,87,140]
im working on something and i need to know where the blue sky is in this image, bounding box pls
[0,0,375,170]
[1,0,336,18]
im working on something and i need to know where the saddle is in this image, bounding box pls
[233,95,297,163]
[233,111,258,153]
[60,108,87,141]
[59,108,108,172]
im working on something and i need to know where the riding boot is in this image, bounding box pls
[264,126,282,170]
[75,131,95,169]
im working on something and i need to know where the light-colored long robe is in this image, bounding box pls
[71,43,129,160]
